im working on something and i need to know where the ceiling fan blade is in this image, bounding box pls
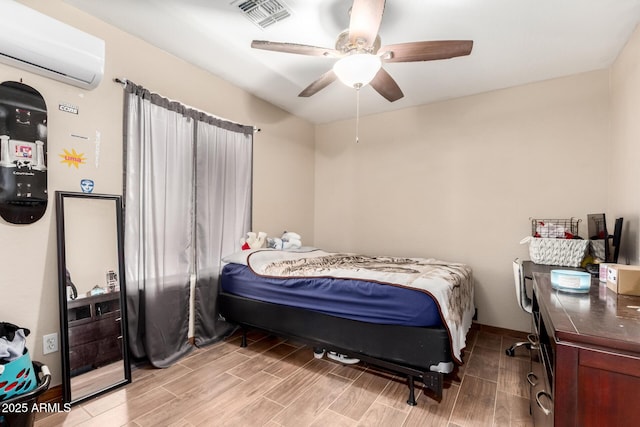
[349,0,386,48]
[381,40,473,63]
[298,70,337,97]
[251,40,339,57]
[370,68,403,102]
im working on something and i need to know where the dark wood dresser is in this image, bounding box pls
[529,266,640,426]
[67,292,123,376]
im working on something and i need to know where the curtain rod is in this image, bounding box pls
[114,77,127,88]
[113,77,260,133]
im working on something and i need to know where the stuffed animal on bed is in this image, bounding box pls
[267,231,302,250]
[240,231,266,250]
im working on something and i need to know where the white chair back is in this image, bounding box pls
[513,258,532,314]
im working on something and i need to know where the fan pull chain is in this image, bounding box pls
[355,84,361,143]
[356,88,359,143]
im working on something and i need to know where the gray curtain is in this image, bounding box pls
[194,118,253,346]
[123,85,195,367]
[123,82,252,366]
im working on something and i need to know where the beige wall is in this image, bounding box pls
[0,0,315,385]
[610,23,640,265]
[314,70,611,331]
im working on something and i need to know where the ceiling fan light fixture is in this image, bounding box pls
[332,53,381,88]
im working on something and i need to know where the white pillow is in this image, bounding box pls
[221,248,269,265]
[221,246,318,266]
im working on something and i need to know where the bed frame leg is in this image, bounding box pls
[407,376,417,406]
[240,328,248,348]
[423,371,443,400]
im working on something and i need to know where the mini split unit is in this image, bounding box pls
[0,0,105,90]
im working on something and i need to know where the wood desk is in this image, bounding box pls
[527,264,640,426]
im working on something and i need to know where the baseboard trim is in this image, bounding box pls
[39,383,63,404]
[472,322,528,337]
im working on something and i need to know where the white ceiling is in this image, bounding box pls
[64,0,640,124]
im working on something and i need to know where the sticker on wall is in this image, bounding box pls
[59,148,86,168]
[59,103,79,115]
[80,179,94,193]
[0,81,48,224]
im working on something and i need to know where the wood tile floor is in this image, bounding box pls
[35,326,533,427]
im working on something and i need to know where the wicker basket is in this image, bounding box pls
[529,237,589,267]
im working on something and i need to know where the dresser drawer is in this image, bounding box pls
[68,312,121,346]
[70,335,123,372]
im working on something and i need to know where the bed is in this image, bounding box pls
[218,248,474,405]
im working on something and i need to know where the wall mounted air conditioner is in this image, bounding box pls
[0,0,105,90]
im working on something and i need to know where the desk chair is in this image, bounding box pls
[505,258,533,357]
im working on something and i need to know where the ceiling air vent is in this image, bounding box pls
[232,0,292,29]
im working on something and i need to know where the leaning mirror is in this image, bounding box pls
[55,191,131,404]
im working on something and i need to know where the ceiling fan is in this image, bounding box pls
[251,0,473,102]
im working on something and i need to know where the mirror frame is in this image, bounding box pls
[55,191,131,404]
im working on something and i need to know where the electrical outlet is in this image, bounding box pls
[43,332,59,354]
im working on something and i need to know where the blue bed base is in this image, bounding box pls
[220,263,442,327]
